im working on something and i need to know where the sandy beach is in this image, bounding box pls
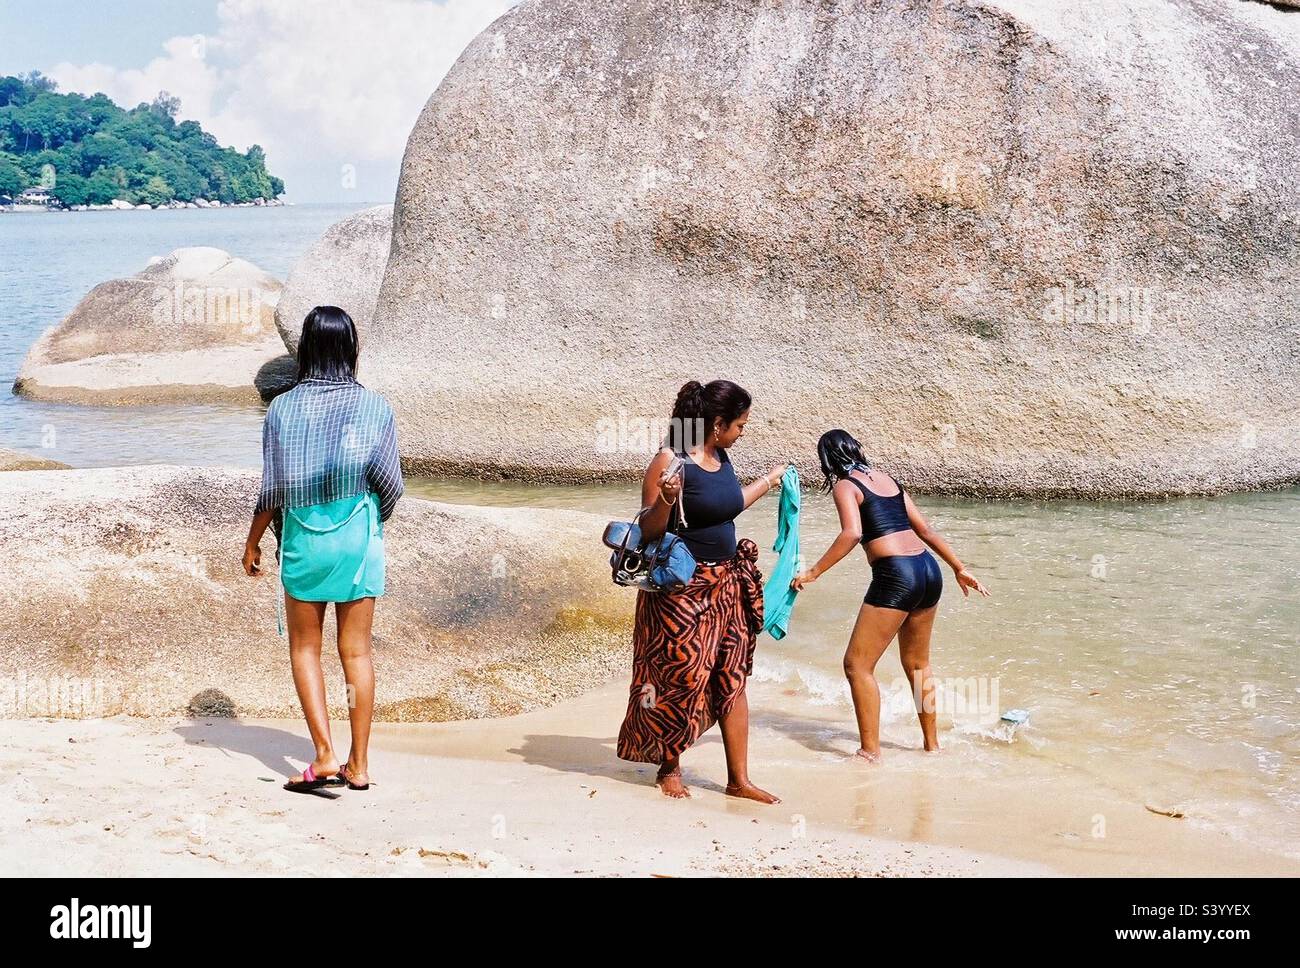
[5,673,1295,878]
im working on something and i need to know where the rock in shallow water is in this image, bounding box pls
[13,247,288,406]
[367,0,1300,497]
[0,466,630,720]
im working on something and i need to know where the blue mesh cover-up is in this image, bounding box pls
[255,377,403,605]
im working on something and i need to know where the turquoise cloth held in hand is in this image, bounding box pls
[762,464,801,640]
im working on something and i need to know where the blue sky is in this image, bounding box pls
[1,1,516,203]
[0,2,220,71]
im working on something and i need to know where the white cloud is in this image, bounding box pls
[47,0,517,198]
[51,34,223,123]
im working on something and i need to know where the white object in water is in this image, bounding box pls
[1000,708,1030,725]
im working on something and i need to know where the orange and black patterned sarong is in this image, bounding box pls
[617,538,764,763]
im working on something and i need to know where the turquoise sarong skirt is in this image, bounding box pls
[280,491,385,603]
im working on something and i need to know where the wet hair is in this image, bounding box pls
[664,379,752,452]
[296,306,358,383]
[817,429,870,492]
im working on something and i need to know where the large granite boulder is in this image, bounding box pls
[0,466,630,720]
[13,247,291,405]
[275,205,393,354]
[367,0,1300,496]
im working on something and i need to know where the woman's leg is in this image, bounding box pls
[720,688,780,803]
[656,755,688,799]
[844,604,908,761]
[285,593,338,782]
[898,604,940,751]
[335,597,376,785]
[618,588,706,800]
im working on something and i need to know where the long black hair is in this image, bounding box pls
[664,379,752,452]
[296,306,358,383]
[818,429,870,493]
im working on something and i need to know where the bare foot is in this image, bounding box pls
[655,770,691,799]
[852,748,882,764]
[340,762,372,788]
[725,782,781,804]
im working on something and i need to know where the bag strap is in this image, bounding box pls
[671,449,688,530]
[621,507,648,557]
[625,503,678,569]
[609,513,640,584]
[654,533,678,569]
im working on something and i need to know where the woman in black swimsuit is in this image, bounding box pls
[792,430,989,761]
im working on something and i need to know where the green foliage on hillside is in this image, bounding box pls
[0,72,285,206]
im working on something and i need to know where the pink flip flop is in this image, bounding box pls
[283,762,340,792]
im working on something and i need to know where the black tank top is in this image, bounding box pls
[847,472,911,543]
[674,449,744,561]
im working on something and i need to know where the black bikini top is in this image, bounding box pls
[845,469,911,544]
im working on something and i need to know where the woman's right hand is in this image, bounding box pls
[658,466,682,505]
[242,541,262,577]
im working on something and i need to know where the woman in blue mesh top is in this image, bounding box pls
[242,306,403,793]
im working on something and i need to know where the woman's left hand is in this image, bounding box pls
[955,568,990,598]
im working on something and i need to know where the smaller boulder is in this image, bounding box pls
[13,247,287,405]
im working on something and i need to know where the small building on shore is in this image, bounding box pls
[3,186,60,212]
[18,186,55,206]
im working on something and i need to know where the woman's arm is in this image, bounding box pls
[904,493,989,598]
[741,463,788,510]
[243,508,275,576]
[792,479,861,590]
[245,408,279,577]
[367,409,404,521]
[638,449,682,542]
